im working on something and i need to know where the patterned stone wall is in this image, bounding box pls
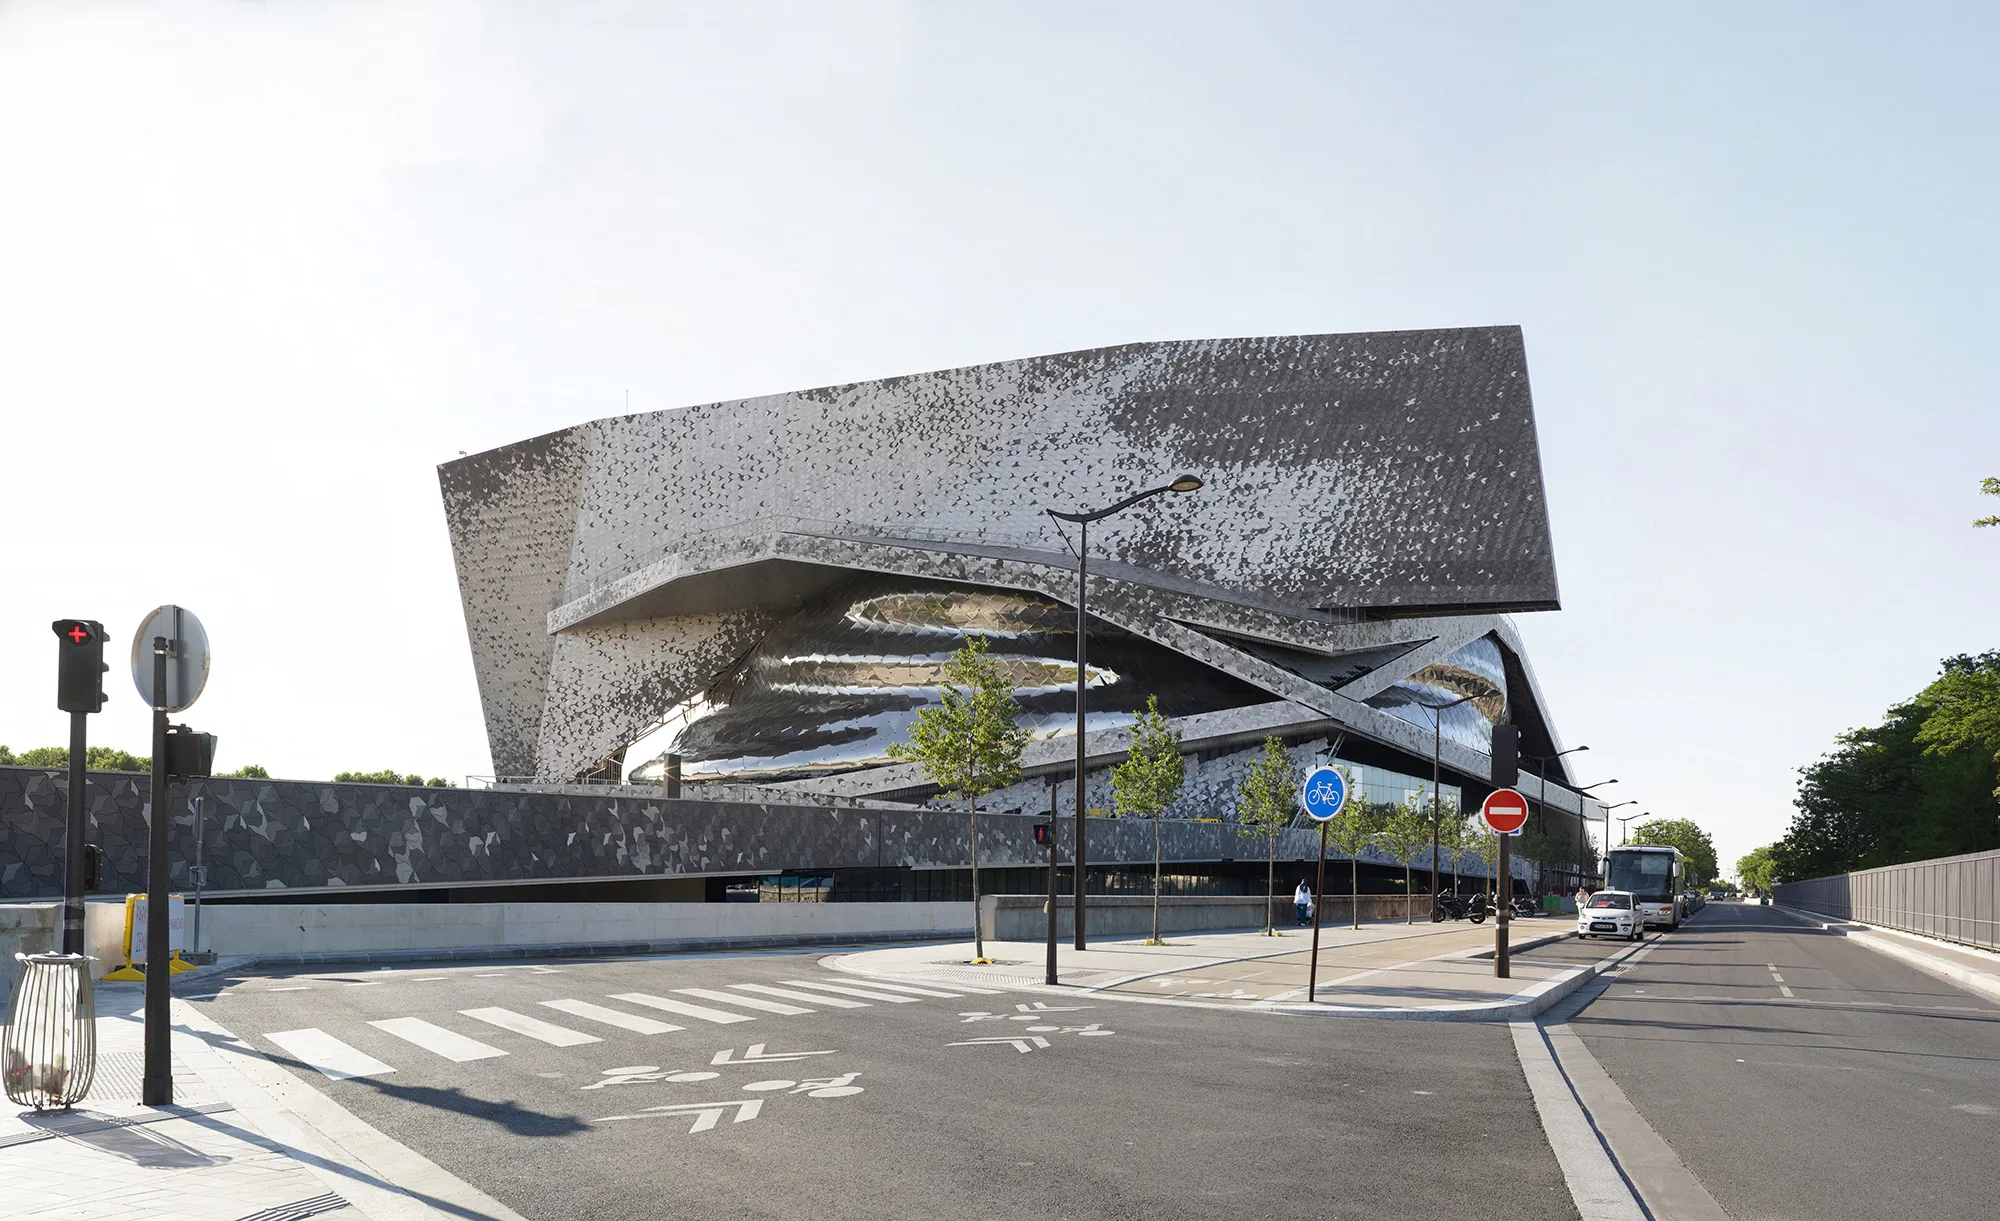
[3,766,1513,902]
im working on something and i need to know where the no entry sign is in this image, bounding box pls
[1481,788,1529,835]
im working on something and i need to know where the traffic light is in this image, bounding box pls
[1490,722,1520,788]
[83,844,103,891]
[1032,822,1053,848]
[164,725,217,780]
[52,619,110,713]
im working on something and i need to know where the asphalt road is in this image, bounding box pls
[1568,901,2000,1221]
[194,948,1580,1221]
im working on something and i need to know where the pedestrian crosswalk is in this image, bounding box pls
[259,972,1005,1082]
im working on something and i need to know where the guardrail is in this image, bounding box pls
[1773,847,2000,952]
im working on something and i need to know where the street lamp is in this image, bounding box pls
[1416,691,1492,915]
[1574,781,1619,885]
[1048,473,1203,950]
[1617,811,1647,845]
[1524,745,1588,895]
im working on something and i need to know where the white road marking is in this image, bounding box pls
[265,1028,396,1080]
[611,992,757,1024]
[730,983,870,1009]
[369,1017,509,1062]
[594,1098,763,1131]
[710,1043,837,1065]
[460,1007,601,1047]
[540,999,683,1034]
[268,986,313,993]
[1508,1021,1647,1220]
[828,979,970,998]
[774,979,922,1003]
[675,988,814,1015]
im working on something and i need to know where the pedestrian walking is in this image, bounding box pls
[1573,884,1592,912]
[1294,881,1313,926]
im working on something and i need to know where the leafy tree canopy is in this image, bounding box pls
[335,769,452,787]
[2,745,150,771]
[226,764,271,779]
[1629,817,1718,883]
[1975,476,1999,528]
[1773,652,2000,882]
[1110,695,1185,822]
[1736,845,1779,894]
[885,634,1030,804]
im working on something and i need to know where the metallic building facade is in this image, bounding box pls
[441,326,1600,834]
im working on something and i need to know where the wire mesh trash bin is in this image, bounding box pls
[2,952,97,1111]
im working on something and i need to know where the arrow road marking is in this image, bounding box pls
[594,1098,765,1132]
[948,1036,1051,1054]
[710,1043,838,1065]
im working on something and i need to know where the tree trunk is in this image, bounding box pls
[1350,855,1359,930]
[1151,813,1163,944]
[1405,863,1413,924]
[1266,834,1276,935]
[970,797,984,961]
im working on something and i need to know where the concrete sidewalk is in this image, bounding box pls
[826,916,1633,1020]
[0,984,524,1221]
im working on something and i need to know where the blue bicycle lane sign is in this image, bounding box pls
[1300,766,1348,822]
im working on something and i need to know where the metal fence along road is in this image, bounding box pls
[1775,847,2000,952]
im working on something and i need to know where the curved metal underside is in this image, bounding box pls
[628,577,1269,785]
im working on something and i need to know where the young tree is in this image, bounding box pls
[887,634,1030,963]
[1974,476,1999,528]
[1377,794,1434,924]
[1112,695,1187,945]
[1327,776,1385,930]
[1234,736,1299,935]
[1434,791,1469,894]
[1470,824,1502,898]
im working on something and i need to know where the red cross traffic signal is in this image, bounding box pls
[52,619,110,713]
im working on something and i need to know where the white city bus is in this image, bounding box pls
[1603,844,1685,930]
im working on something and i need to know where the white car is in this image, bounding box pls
[1577,889,1644,941]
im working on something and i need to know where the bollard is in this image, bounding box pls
[2,952,98,1111]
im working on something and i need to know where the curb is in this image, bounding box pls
[98,928,975,986]
[1770,905,2000,1005]
[1264,935,1646,1023]
[831,927,1642,1022]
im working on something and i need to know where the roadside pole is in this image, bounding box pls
[143,636,171,1105]
[1308,821,1328,1001]
[1298,764,1348,1003]
[1478,786,1529,982]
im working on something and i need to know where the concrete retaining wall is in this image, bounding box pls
[979,893,1429,940]
[181,900,970,961]
[0,903,59,1004]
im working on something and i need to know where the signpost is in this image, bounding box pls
[1300,765,1348,1003]
[1481,787,1529,979]
[131,604,210,1107]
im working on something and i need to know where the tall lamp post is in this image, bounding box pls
[1575,781,1621,884]
[1617,810,1647,845]
[1417,691,1491,913]
[1048,473,1203,951]
[1524,745,1588,894]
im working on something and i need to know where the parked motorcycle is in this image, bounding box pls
[1430,892,1469,922]
[1510,894,1541,919]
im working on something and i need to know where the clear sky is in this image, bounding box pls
[3,2,1995,878]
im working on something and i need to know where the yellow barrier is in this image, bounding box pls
[101,894,196,980]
